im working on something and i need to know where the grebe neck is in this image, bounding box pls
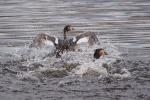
[64,29,67,40]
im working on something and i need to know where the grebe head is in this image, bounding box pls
[64,25,74,33]
[94,48,108,59]
[63,25,74,40]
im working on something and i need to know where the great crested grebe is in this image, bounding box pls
[29,25,74,48]
[30,25,99,55]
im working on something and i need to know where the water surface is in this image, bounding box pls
[0,0,150,100]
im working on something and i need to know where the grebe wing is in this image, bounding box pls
[72,32,99,46]
[30,33,59,48]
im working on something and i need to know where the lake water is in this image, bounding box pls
[0,0,150,100]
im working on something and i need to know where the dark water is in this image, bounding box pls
[0,0,150,100]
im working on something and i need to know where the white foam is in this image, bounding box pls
[112,68,131,79]
[73,62,108,76]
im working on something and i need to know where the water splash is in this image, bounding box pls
[8,35,130,81]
